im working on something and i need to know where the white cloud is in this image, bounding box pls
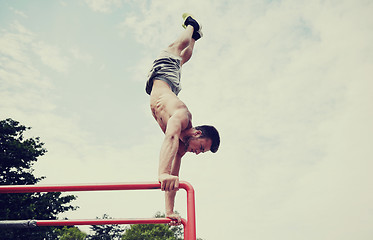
[32,41,69,73]
[70,47,93,65]
[0,22,33,64]
[9,7,28,19]
[0,22,54,116]
[84,0,122,13]
[59,1,67,7]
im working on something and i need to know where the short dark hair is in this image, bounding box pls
[195,125,220,153]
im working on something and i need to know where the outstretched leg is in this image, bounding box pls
[166,13,203,66]
[166,25,195,66]
[180,39,195,65]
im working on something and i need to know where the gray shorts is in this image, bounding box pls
[145,50,182,96]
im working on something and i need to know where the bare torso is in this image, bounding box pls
[150,80,192,134]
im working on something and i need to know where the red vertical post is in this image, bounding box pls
[180,181,196,240]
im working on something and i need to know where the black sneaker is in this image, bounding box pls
[182,13,203,40]
[182,13,201,32]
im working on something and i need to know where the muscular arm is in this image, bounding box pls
[158,108,191,191]
[165,149,182,217]
[157,108,189,224]
[158,113,183,191]
[158,122,183,223]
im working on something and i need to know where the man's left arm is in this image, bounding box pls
[165,142,185,224]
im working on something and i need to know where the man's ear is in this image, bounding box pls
[194,130,202,137]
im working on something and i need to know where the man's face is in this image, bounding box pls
[185,137,212,155]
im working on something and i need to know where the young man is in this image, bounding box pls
[145,13,220,224]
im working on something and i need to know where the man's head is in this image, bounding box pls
[184,125,220,155]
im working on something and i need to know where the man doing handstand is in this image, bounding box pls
[145,13,220,224]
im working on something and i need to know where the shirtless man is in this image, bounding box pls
[145,14,220,224]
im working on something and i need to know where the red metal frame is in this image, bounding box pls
[0,181,196,240]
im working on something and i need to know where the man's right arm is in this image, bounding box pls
[158,114,183,191]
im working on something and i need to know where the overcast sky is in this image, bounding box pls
[1,0,372,239]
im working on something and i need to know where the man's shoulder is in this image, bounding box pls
[173,108,192,129]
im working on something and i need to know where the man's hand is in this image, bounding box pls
[159,173,179,191]
[166,212,181,226]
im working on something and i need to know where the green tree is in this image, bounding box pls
[87,214,125,240]
[121,212,183,240]
[0,118,78,240]
[55,226,87,240]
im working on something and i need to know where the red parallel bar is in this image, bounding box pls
[0,182,162,193]
[36,218,187,227]
[0,181,196,240]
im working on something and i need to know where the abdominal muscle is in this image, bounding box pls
[150,80,191,133]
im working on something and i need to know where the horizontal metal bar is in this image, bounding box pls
[0,181,193,193]
[38,218,187,227]
[0,218,187,228]
[0,220,37,228]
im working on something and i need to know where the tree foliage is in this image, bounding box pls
[55,226,87,240]
[0,118,78,240]
[86,212,189,240]
[0,118,46,185]
[87,214,125,240]
[121,212,183,240]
